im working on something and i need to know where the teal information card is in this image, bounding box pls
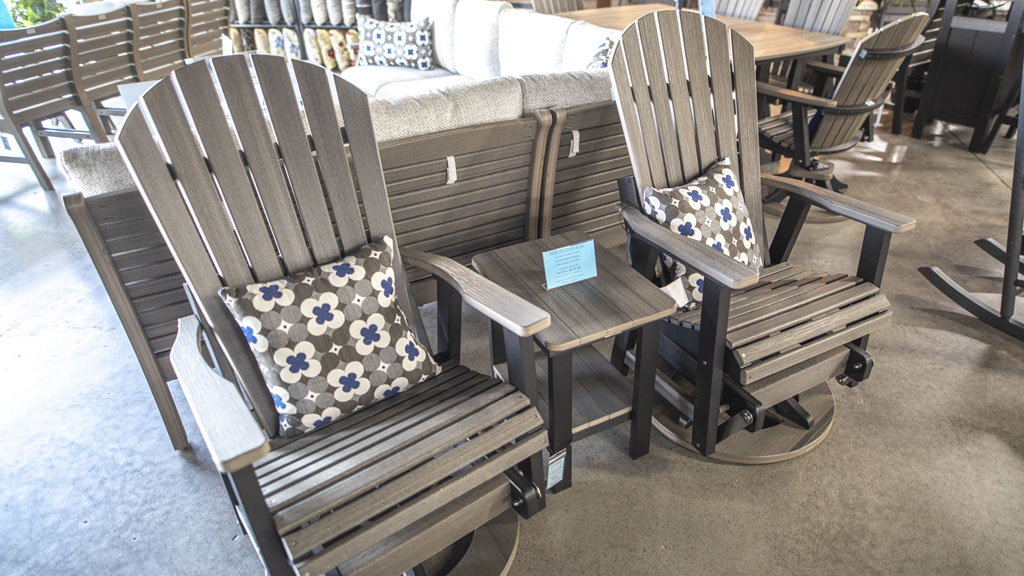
[542,240,597,290]
[699,0,716,18]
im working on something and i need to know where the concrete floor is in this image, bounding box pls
[2,113,1022,576]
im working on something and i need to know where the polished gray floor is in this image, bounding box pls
[1,114,1022,576]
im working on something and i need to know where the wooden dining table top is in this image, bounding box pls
[561,6,852,62]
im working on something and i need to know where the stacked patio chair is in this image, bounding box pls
[684,0,766,20]
[115,53,550,575]
[130,0,189,81]
[778,0,858,34]
[532,0,584,14]
[609,9,916,461]
[66,4,138,142]
[0,18,97,191]
[185,0,230,59]
[758,13,929,191]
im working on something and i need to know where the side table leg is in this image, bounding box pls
[629,322,659,459]
[548,351,573,493]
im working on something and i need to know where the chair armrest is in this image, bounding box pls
[762,174,916,234]
[619,204,760,290]
[402,248,551,338]
[756,81,837,109]
[170,315,270,473]
[805,60,846,78]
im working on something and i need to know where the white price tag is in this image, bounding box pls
[547,449,566,489]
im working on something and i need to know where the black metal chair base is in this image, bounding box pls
[652,380,835,465]
[919,266,1024,342]
[404,509,520,576]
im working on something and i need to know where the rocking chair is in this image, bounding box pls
[116,54,551,575]
[609,9,916,462]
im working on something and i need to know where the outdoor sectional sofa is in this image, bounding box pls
[60,0,636,451]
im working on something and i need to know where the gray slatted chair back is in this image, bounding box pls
[717,0,766,19]
[130,0,188,81]
[66,6,137,105]
[782,0,858,35]
[532,0,584,14]
[116,54,421,437]
[185,0,230,59]
[0,19,78,127]
[812,13,929,149]
[610,9,768,264]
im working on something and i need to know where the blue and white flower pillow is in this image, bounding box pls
[220,236,440,437]
[356,15,433,70]
[641,158,760,308]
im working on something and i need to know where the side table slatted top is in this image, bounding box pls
[472,231,677,352]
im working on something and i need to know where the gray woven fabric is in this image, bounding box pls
[58,143,135,198]
[518,69,611,113]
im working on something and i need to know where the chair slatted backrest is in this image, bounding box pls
[116,54,420,438]
[782,0,858,35]
[532,0,584,14]
[812,13,930,149]
[130,0,188,81]
[716,0,766,19]
[0,18,78,126]
[610,9,767,264]
[185,0,230,59]
[66,6,137,105]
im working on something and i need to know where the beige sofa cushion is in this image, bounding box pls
[518,70,611,114]
[452,0,510,80]
[341,65,456,96]
[411,0,458,71]
[370,77,524,142]
[561,21,618,72]
[498,9,574,77]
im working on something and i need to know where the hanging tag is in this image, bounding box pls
[445,155,457,185]
[547,449,566,490]
[568,129,581,159]
[660,277,691,309]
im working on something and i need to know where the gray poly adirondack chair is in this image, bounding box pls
[608,9,916,462]
[116,54,550,575]
[758,13,929,191]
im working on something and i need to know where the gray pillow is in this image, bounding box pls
[357,15,433,70]
[220,236,440,437]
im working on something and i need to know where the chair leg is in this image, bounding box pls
[80,104,109,144]
[10,126,53,191]
[227,466,293,576]
[31,120,54,159]
[691,280,731,457]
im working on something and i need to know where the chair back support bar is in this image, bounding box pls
[0,19,77,127]
[782,0,858,35]
[811,13,929,150]
[609,9,767,263]
[131,0,189,81]
[116,54,420,437]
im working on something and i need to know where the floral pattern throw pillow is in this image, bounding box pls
[219,236,440,437]
[356,15,432,70]
[641,158,760,308]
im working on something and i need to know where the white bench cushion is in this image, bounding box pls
[341,65,456,96]
[452,0,510,80]
[498,9,574,77]
[374,74,477,99]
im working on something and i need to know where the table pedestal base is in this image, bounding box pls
[652,380,835,465]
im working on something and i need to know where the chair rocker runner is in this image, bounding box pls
[116,54,550,575]
[609,9,916,462]
[758,13,929,192]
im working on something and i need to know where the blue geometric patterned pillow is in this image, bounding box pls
[641,158,760,308]
[219,236,440,437]
[356,15,433,70]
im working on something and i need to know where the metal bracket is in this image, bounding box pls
[504,467,544,519]
[839,343,874,387]
[717,378,765,442]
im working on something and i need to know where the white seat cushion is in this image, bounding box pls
[374,74,477,99]
[561,21,619,72]
[452,0,510,80]
[370,77,524,142]
[498,9,574,77]
[411,0,459,71]
[340,65,456,96]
